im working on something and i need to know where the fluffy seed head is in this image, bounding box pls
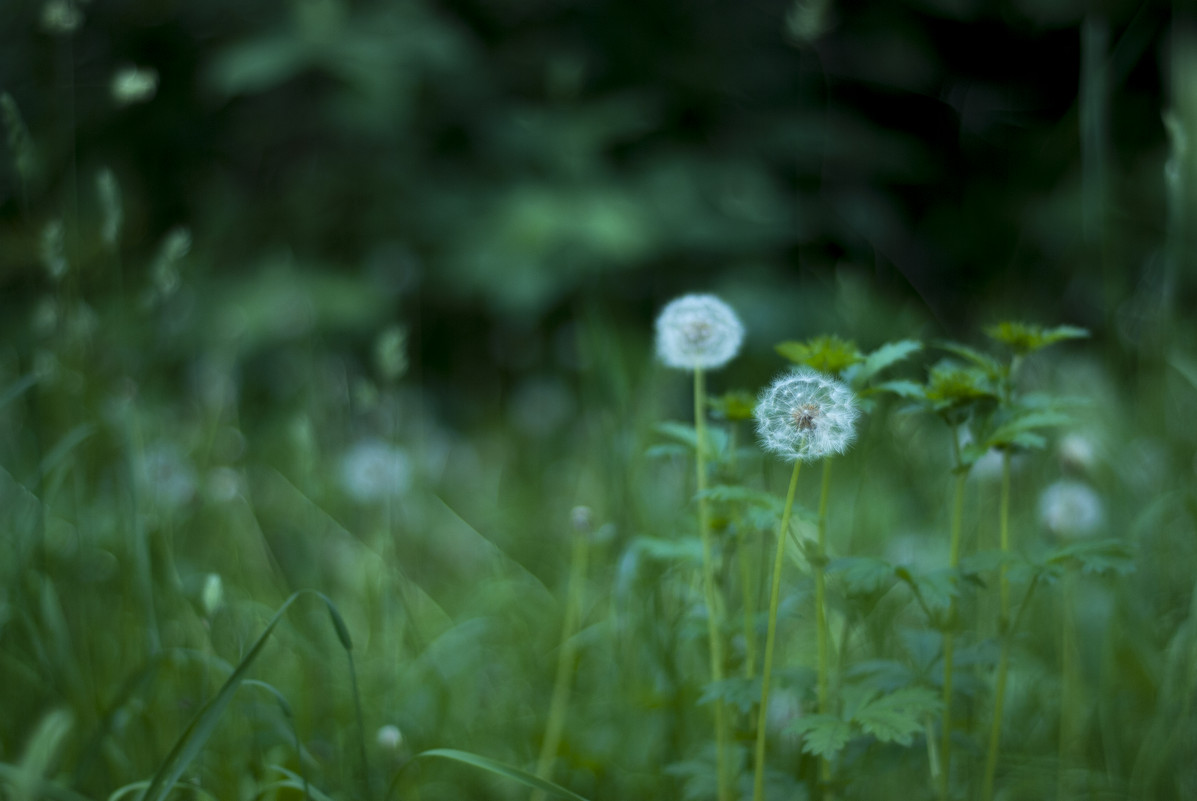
[655,294,745,370]
[1038,479,1104,539]
[755,368,859,462]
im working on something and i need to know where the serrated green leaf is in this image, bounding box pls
[852,687,941,746]
[984,409,1074,450]
[851,340,923,387]
[828,557,897,597]
[788,715,854,759]
[985,322,1089,354]
[775,335,863,375]
[923,361,999,413]
[935,343,1003,377]
[1047,539,1135,576]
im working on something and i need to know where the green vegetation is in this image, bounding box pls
[2,1,1196,800]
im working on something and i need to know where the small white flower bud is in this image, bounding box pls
[376,724,403,749]
[1038,479,1104,540]
[201,573,224,617]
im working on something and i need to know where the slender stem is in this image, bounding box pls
[753,460,802,801]
[694,368,731,801]
[531,532,589,801]
[939,429,967,801]
[739,526,757,678]
[1057,570,1079,801]
[979,452,1013,801]
[815,458,833,793]
[983,575,1042,801]
[999,452,1012,618]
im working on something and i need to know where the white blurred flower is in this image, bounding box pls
[1058,432,1098,473]
[338,439,411,502]
[755,368,859,462]
[205,466,243,503]
[655,294,744,370]
[376,724,403,750]
[201,573,224,618]
[970,448,1005,482]
[140,442,197,510]
[1038,479,1105,540]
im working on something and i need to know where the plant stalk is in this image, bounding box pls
[753,460,802,801]
[694,367,731,801]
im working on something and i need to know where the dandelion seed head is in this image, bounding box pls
[655,294,744,370]
[338,438,411,503]
[755,368,858,462]
[376,724,403,750]
[1038,479,1104,540]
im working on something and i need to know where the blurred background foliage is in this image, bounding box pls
[5,0,1197,799]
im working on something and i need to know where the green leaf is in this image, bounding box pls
[984,409,1074,451]
[852,687,941,746]
[708,390,755,421]
[696,485,784,513]
[985,322,1089,354]
[850,340,923,387]
[788,715,854,759]
[923,361,999,414]
[411,749,592,801]
[935,343,1003,377]
[139,591,349,801]
[1047,539,1135,576]
[896,567,958,617]
[775,335,864,376]
[828,557,897,597]
[634,536,703,564]
[869,380,925,400]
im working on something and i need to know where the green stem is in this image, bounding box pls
[531,532,589,801]
[739,526,757,678]
[939,430,967,801]
[999,452,1012,619]
[753,460,802,801]
[1057,571,1079,801]
[982,575,1041,801]
[815,458,833,793]
[694,368,731,801]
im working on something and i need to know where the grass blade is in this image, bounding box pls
[411,748,591,801]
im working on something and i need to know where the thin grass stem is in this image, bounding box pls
[815,457,833,793]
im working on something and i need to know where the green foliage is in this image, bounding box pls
[985,322,1089,355]
[775,335,864,376]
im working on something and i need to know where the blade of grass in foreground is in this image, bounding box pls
[394,749,592,801]
[137,590,348,801]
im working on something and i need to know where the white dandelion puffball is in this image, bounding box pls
[338,439,411,502]
[755,368,859,462]
[655,294,745,370]
[1039,479,1105,539]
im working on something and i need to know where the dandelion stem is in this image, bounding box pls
[815,457,833,793]
[740,525,757,678]
[694,367,731,801]
[939,430,967,801]
[531,529,589,801]
[753,459,802,801]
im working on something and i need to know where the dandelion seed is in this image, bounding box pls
[755,368,859,462]
[655,294,744,370]
[1038,479,1104,539]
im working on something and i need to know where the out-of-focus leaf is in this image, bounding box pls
[985,322,1089,354]
[788,715,853,759]
[775,335,863,375]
